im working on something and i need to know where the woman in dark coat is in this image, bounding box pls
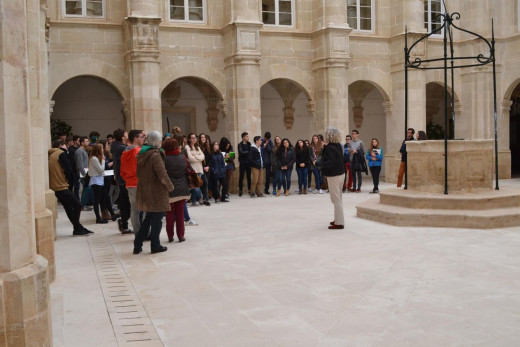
[219,137,235,198]
[133,130,174,254]
[164,138,190,243]
[321,127,346,229]
[210,141,229,203]
[276,138,295,196]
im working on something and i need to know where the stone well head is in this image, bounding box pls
[407,139,494,193]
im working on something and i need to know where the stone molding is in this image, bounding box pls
[500,99,513,112]
[123,16,161,63]
[311,25,352,71]
[224,21,263,66]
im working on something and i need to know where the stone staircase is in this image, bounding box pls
[356,187,520,229]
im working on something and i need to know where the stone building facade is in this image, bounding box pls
[46,0,520,180]
[1,0,520,343]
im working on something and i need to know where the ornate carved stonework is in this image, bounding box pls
[207,107,220,132]
[218,101,227,118]
[383,101,393,117]
[163,83,181,107]
[270,79,304,130]
[353,106,364,128]
[124,16,161,63]
[283,107,295,129]
[121,100,129,121]
[233,54,262,64]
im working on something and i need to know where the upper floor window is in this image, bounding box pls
[64,0,104,18]
[347,0,374,32]
[169,0,205,22]
[424,0,444,34]
[262,0,294,27]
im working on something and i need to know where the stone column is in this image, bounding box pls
[224,0,262,144]
[123,16,162,131]
[312,0,351,133]
[404,0,426,33]
[459,67,495,140]
[499,100,512,178]
[388,1,427,183]
[0,1,52,345]
[27,0,55,282]
[128,0,159,17]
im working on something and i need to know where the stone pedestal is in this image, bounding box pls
[0,256,52,346]
[407,139,494,193]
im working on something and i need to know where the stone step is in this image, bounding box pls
[379,188,520,210]
[356,197,520,229]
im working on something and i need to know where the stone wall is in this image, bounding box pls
[407,139,494,193]
[45,0,520,180]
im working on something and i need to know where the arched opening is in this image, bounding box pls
[260,79,313,141]
[510,83,520,177]
[348,80,387,177]
[51,76,125,138]
[161,77,223,136]
[426,82,454,140]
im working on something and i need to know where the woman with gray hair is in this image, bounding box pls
[133,130,174,254]
[321,127,346,229]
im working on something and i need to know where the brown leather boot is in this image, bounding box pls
[276,189,281,197]
[101,209,111,221]
[303,188,307,194]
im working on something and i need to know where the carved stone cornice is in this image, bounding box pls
[123,16,161,63]
[382,101,393,117]
[225,54,262,66]
[312,57,350,70]
[500,99,513,112]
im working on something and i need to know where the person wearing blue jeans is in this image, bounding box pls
[294,139,310,194]
[276,138,295,196]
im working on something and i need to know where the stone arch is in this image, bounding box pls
[503,77,520,101]
[51,75,127,137]
[425,80,460,103]
[260,64,313,101]
[49,58,128,100]
[160,61,226,100]
[347,66,391,102]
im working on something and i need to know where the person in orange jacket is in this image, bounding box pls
[121,129,145,233]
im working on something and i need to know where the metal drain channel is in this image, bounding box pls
[88,233,164,346]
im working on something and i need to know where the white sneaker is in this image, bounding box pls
[185,219,198,226]
[308,188,313,192]
[313,189,319,194]
[319,189,324,194]
[295,188,300,193]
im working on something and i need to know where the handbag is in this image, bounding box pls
[83,172,90,185]
[184,156,203,188]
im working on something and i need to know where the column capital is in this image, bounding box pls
[383,101,394,116]
[500,99,513,112]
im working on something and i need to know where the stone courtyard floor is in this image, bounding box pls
[51,180,520,347]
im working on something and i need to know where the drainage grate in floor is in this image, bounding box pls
[88,233,164,346]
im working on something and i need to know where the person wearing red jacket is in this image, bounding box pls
[121,130,145,233]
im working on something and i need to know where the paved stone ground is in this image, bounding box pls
[51,180,520,347]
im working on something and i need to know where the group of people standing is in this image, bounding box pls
[236,128,386,198]
[237,131,327,197]
[49,124,426,247]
